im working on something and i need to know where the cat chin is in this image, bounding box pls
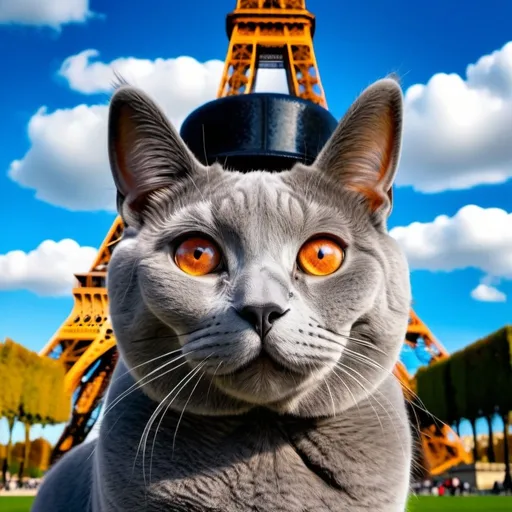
[213,356,316,406]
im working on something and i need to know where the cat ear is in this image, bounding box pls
[312,78,403,216]
[108,86,203,218]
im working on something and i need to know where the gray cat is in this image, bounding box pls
[32,78,412,512]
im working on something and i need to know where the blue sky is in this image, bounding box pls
[0,0,511,445]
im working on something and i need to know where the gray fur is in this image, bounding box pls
[33,79,412,511]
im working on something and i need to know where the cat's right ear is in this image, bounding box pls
[108,86,203,223]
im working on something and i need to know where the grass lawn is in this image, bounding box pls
[0,497,35,512]
[1,495,511,511]
[407,495,512,511]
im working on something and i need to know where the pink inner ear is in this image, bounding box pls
[114,106,138,195]
[345,110,396,212]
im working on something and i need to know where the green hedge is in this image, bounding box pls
[416,357,454,424]
[464,336,494,418]
[448,349,468,419]
[415,325,512,424]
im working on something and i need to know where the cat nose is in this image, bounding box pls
[236,304,288,338]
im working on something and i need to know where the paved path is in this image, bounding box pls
[0,489,37,496]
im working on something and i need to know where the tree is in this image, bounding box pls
[498,326,512,490]
[448,348,468,420]
[416,357,454,425]
[0,340,24,477]
[444,326,512,423]
[0,338,71,482]
[16,351,71,480]
[415,325,512,470]
[502,412,511,489]
[486,414,496,463]
[464,339,493,420]
[41,358,71,426]
[479,327,512,416]
[18,350,43,482]
[29,438,52,472]
[9,438,52,476]
[0,443,5,489]
[468,326,512,487]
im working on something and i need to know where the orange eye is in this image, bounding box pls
[174,237,222,276]
[297,237,344,276]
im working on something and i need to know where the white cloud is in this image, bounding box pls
[390,205,512,301]
[0,0,93,29]
[8,50,287,212]
[58,50,226,125]
[399,41,512,193]
[0,239,97,296]
[8,104,113,211]
[470,284,506,302]
[390,205,512,276]
[58,49,290,99]
[8,52,222,212]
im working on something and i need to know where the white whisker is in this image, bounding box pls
[335,361,408,462]
[145,356,214,486]
[173,371,205,453]
[330,368,361,416]
[103,354,192,420]
[334,362,385,434]
[112,346,185,382]
[131,362,202,487]
[340,349,439,433]
[323,377,336,417]
[205,361,223,406]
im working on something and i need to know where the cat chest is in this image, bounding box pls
[137,446,351,512]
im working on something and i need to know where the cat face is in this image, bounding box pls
[106,81,411,417]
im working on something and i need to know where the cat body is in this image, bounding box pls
[33,78,413,512]
[33,359,410,512]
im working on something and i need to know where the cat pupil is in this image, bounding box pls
[194,249,203,260]
[317,249,325,260]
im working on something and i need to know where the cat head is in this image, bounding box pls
[106,80,411,418]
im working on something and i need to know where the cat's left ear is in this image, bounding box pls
[312,78,403,216]
[108,86,204,221]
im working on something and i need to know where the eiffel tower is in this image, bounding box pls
[40,0,470,473]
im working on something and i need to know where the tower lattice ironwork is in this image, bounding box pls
[40,0,470,473]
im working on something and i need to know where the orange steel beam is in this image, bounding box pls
[218,0,326,107]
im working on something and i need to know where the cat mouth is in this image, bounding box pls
[229,349,293,376]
